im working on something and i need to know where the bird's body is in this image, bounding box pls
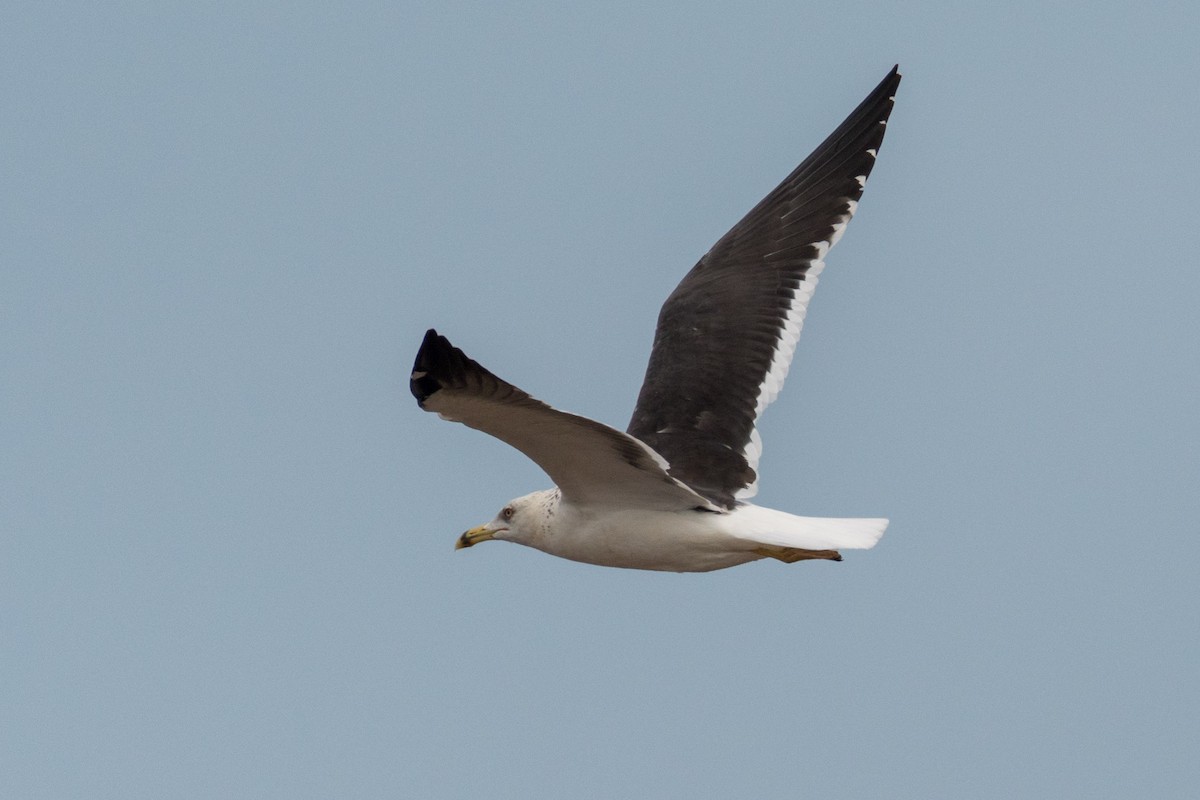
[412,66,901,572]
[497,489,887,572]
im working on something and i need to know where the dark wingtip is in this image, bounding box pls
[410,328,451,405]
[878,64,902,95]
[409,328,537,416]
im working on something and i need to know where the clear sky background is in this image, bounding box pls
[3,2,1198,798]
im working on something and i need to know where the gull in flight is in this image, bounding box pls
[411,66,900,572]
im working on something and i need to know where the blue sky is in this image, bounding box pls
[3,2,1198,797]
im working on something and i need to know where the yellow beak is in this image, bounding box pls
[456,524,498,550]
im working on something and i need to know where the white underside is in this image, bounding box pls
[529,497,887,573]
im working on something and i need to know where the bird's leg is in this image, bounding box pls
[754,546,843,563]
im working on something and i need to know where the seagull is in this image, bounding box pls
[411,66,900,572]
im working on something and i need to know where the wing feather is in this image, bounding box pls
[626,66,901,508]
[411,330,716,511]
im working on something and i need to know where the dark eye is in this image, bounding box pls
[502,506,514,521]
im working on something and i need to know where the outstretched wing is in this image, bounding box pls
[627,66,901,509]
[411,329,717,511]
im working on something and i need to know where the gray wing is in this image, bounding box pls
[626,66,901,509]
[411,329,717,511]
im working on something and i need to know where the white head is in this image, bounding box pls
[455,488,560,551]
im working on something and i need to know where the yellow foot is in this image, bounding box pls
[754,546,843,564]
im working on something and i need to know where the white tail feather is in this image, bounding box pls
[721,504,888,551]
